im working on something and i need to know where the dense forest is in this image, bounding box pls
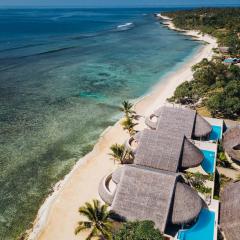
[164,8,240,119]
[165,8,240,55]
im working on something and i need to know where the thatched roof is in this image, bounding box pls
[221,182,240,240]
[181,137,204,169]
[193,115,212,138]
[171,182,203,224]
[134,129,203,172]
[108,165,202,232]
[145,107,212,139]
[112,167,123,184]
[135,129,184,172]
[223,126,240,162]
[156,107,196,139]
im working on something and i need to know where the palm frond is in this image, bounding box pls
[75,221,92,235]
[86,227,98,240]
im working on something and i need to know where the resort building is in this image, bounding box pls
[145,106,212,139]
[98,106,223,240]
[99,165,203,233]
[132,129,204,172]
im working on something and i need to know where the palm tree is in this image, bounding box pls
[109,144,133,164]
[121,117,138,136]
[119,101,136,118]
[109,144,125,164]
[75,199,113,240]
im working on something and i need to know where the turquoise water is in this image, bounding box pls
[201,150,216,174]
[209,125,222,141]
[178,209,215,240]
[0,8,201,239]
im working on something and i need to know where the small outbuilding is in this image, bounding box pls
[99,165,203,233]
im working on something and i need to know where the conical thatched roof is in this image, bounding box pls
[181,137,204,169]
[193,115,212,138]
[221,182,240,240]
[223,126,240,162]
[171,182,203,224]
[102,165,202,232]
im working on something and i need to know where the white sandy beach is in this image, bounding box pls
[29,15,217,240]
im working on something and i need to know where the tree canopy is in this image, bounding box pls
[165,8,240,55]
[113,221,164,240]
[170,57,240,119]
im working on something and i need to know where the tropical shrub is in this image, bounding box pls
[113,221,164,240]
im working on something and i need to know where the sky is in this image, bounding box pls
[0,0,240,7]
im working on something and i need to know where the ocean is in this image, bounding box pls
[0,8,201,239]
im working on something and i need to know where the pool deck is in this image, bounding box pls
[204,117,224,140]
[188,140,217,176]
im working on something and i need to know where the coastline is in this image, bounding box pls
[29,14,217,240]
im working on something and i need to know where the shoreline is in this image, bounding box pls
[29,14,217,240]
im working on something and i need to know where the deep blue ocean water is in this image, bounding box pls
[0,8,201,239]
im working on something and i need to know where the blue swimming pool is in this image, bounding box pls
[209,125,222,141]
[201,150,216,174]
[178,209,215,240]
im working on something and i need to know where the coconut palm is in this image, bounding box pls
[121,117,138,136]
[75,199,113,240]
[119,101,136,118]
[109,144,125,163]
[109,144,133,164]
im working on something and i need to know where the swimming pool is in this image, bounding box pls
[201,150,216,174]
[178,208,215,240]
[209,125,222,141]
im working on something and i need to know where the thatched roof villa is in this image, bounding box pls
[145,106,212,139]
[99,165,203,233]
[223,125,240,163]
[220,181,240,240]
[134,129,204,172]
[99,106,221,238]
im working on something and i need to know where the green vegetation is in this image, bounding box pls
[165,8,240,119]
[165,8,240,55]
[113,221,164,240]
[75,200,164,240]
[169,58,240,119]
[121,117,138,136]
[217,142,232,168]
[109,144,133,164]
[75,199,113,240]
[213,171,232,199]
[185,172,212,194]
[119,101,136,119]
[120,100,138,136]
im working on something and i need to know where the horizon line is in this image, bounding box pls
[0,3,240,9]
